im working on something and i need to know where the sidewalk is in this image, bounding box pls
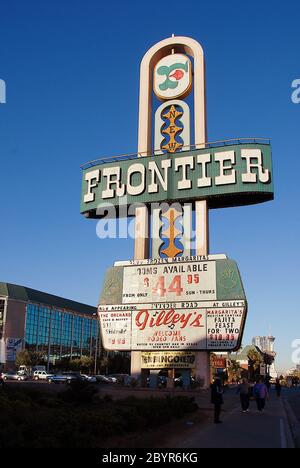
[283,387,300,447]
[178,391,294,448]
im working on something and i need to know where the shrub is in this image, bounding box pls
[59,380,98,404]
[0,388,198,448]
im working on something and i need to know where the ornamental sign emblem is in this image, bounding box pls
[154,53,192,100]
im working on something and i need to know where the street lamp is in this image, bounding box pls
[92,313,101,375]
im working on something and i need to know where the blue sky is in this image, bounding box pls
[0,0,299,372]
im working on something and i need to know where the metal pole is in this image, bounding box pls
[131,206,149,384]
[80,317,84,358]
[92,313,100,375]
[47,309,52,373]
[94,325,98,375]
[36,305,40,352]
[59,312,64,360]
[98,321,101,373]
[70,314,74,360]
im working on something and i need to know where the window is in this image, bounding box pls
[25,303,99,361]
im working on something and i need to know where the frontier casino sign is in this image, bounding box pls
[81,143,273,216]
[81,36,274,381]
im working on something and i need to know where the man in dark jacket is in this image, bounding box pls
[211,376,224,423]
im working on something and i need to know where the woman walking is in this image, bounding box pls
[275,378,282,397]
[237,378,251,413]
[253,378,269,412]
[211,376,224,424]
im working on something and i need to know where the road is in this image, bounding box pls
[177,388,295,449]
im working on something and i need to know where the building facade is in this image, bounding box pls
[252,336,275,353]
[252,336,277,378]
[0,283,99,370]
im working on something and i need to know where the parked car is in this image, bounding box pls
[95,374,110,384]
[2,371,28,381]
[107,374,129,384]
[62,372,86,383]
[47,374,68,384]
[47,372,85,384]
[33,370,53,381]
[106,375,118,383]
[81,374,97,383]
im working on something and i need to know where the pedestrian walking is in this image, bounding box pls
[275,378,282,398]
[253,378,269,412]
[237,378,250,412]
[265,376,271,392]
[249,380,255,400]
[211,376,224,424]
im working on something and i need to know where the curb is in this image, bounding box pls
[282,398,299,448]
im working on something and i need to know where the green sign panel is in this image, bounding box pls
[81,143,273,218]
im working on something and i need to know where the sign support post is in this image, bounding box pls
[134,35,210,387]
[131,205,149,384]
[195,199,210,387]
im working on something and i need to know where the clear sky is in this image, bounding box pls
[0,0,299,373]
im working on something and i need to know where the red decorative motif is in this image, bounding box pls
[169,69,184,81]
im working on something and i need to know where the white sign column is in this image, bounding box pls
[131,35,211,387]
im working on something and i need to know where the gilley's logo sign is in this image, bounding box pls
[135,308,204,331]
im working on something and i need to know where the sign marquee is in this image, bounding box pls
[98,303,246,351]
[141,351,196,369]
[211,357,227,369]
[100,256,247,305]
[98,256,247,352]
[81,143,273,217]
[99,310,131,351]
[122,260,217,303]
[114,254,227,266]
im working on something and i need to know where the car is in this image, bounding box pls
[95,374,110,384]
[0,373,4,388]
[47,372,85,384]
[47,374,68,384]
[106,375,118,383]
[81,374,97,383]
[107,374,130,384]
[33,370,53,381]
[62,372,86,383]
[2,371,28,381]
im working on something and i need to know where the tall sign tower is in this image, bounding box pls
[80,36,274,387]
